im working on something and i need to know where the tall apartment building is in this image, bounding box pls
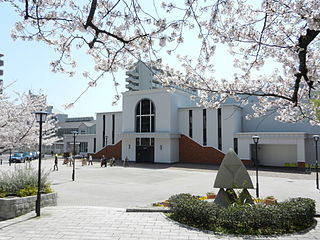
[125,61,196,94]
[125,61,162,91]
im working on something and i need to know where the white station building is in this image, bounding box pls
[91,61,319,169]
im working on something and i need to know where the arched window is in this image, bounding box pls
[135,99,155,132]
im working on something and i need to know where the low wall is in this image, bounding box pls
[0,193,57,220]
[179,135,225,164]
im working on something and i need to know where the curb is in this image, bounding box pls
[127,208,320,217]
[126,207,170,213]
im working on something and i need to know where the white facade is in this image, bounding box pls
[120,88,196,163]
[94,87,319,168]
[96,111,122,151]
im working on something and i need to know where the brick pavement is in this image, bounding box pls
[0,206,319,240]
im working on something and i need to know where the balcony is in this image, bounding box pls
[125,76,139,84]
[125,83,139,91]
[126,70,139,78]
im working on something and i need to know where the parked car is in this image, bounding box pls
[31,152,39,159]
[23,152,33,161]
[10,152,26,163]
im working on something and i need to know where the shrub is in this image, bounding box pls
[169,193,220,229]
[168,194,315,235]
[42,184,54,194]
[16,186,38,197]
[0,166,52,197]
[275,198,315,231]
[0,190,7,198]
[219,198,315,234]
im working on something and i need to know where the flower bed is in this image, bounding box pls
[167,193,315,235]
[152,193,277,208]
[0,166,56,220]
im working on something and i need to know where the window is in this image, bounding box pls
[112,114,115,144]
[218,108,222,150]
[189,110,193,138]
[103,115,106,146]
[93,138,96,152]
[136,138,154,146]
[233,138,238,154]
[203,109,207,146]
[135,99,155,132]
[79,142,88,152]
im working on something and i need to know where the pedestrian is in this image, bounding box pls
[109,156,115,167]
[53,154,58,171]
[69,156,73,166]
[101,155,107,167]
[82,157,87,166]
[89,155,93,165]
[63,157,68,165]
[123,156,129,167]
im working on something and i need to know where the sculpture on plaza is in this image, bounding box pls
[214,149,254,207]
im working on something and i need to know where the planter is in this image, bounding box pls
[161,201,170,207]
[264,198,277,204]
[0,192,57,220]
[206,193,216,199]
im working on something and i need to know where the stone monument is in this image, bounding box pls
[213,149,254,207]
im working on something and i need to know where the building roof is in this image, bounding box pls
[66,117,94,122]
[57,120,96,129]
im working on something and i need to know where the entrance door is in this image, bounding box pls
[136,138,154,163]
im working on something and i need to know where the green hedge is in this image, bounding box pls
[169,193,220,229]
[168,193,315,235]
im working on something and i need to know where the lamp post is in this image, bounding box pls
[313,135,319,189]
[9,148,12,166]
[33,110,48,217]
[252,135,260,198]
[71,131,78,181]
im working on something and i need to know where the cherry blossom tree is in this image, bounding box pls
[2,0,319,124]
[0,91,58,153]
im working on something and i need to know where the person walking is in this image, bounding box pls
[109,156,115,167]
[101,155,107,167]
[53,154,58,171]
[89,155,93,165]
[123,156,129,167]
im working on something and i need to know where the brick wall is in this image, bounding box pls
[91,141,122,160]
[179,135,225,164]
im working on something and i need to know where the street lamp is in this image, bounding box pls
[9,148,12,166]
[71,131,78,181]
[313,135,319,189]
[33,110,48,217]
[252,135,260,198]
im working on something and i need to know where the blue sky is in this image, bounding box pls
[0,3,126,117]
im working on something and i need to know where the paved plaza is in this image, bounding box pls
[0,157,319,239]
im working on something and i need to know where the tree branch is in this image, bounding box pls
[292,29,319,104]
